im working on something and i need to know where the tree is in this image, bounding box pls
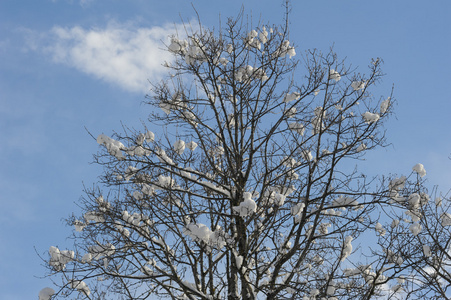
[40,6,451,300]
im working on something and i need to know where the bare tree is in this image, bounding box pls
[40,7,451,300]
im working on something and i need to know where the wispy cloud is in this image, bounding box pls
[43,22,179,93]
[51,0,97,8]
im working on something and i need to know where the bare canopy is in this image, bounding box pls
[41,6,451,300]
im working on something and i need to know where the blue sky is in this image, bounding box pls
[1,0,450,298]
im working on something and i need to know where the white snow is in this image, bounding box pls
[124,166,138,181]
[313,106,325,118]
[362,112,380,124]
[283,156,298,168]
[88,243,115,260]
[408,193,421,209]
[375,222,386,236]
[284,107,297,118]
[259,27,268,44]
[276,40,296,58]
[327,285,336,296]
[233,192,257,217]
[409,223,422,236]
[343,267,361,277]
[145,131,155,142]
[84,211,105,223]
[186,141,198,151]
[283,92,300,103]
[133,191,143,201]
[81,253,92,263]
[49,246,74,271]
[141,265,154,276]
[351,81,366,91]
[226,43,234,54]
[412,163,426,177]
[391,219,400,229]
[74,219,85,232]
[423,245,431,257]
[173,140,185,155]
[219,57,229,66]
[183,223,226,249]
[122,210,143,226]
[382,248,404,266]
[71,280,91,296]
[341,236,353,261]
[135,133,145,145]
[274,192,286,206]
[441,213,451,226]
[168,37,188,53]
[184,40,207,65]
[435,197,442,207]
[389,176,406,191]
[329,69,341,82]
[288,122,305,135]
[405,210,422,222]
[331,196,359,209]
[310,288,320,297]
[301,150,313,162]
[156,149,174,165]
[235,255,243,269]
[181,110,197,126]
[39,287,55,300]
[380,97,390,114]
[356,143,367,152]
[287,47,296,58]
[97,134,125,159]
[311,115,324,135]
[184,223,212,244]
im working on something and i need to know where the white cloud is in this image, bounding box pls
[51,0,97,8]
[45,22,179,93]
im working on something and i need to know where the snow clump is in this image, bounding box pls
[331,196,360,209]
[158,175,175,188]
[49,246,74,271]
[186,141,198,151]
[89,243,116,260]
[168,37,188,53]
[291,202,305,223]
[39,287,55,300]
[329,69,341,81]
[74,219,86,232]
[389,176,406,191]
[183,223,226,249]
[380,97,391,114]
[288,122,305,135]
[233,192,257,217]
[301,150,313,162]
[173,140,185,155]
[71,280,91,296]
[409,223,422,236]
[441,213,451,226]
[184,223,213,244]
[362,112,380,124]
[375,222,386,236]
[356,143,367,152]
[341,236,353,261]
[84,211,105,223]
[276,40,296,58]
[351,81,366,91]
[283,92,300,103]
[412,163,426,177]
[259,26,268,43]
[97,134,125,159]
